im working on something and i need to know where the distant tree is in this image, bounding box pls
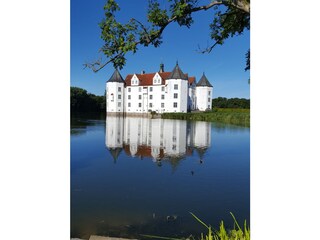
[212,97,249,109]
[84,0,250,72]
[71,87,106,112]
[71,87,90,112]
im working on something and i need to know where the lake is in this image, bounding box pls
[71,115,250,239]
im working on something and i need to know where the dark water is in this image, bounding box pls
[71,115,250,239]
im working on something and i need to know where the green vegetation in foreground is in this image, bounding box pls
[141,212,250,240]
[161,108,250,127]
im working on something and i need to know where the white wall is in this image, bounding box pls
[125,84,166,113]
[162,119,187,156]
[196,86,213,111]
[188,85,196,111]
[193,121,211,148]
[124,86,143,113]
[106,82,124,113]
[105,115,124,148]
[164,79,188,113]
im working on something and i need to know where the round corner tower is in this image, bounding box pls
[106,69,125,115]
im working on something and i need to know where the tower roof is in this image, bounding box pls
[166,62,188,80]
[107,69,124,83]
[196,73,213,87]
[108,147,123,161]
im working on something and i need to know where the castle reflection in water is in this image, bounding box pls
[105,116,211,164]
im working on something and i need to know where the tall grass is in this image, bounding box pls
[141,212,250,240]
[161,108,250,127]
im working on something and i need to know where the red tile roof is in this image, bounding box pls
[188,77,196,85]
[123,144,164,158]
[124,72,195,86]
[123,143,194,158]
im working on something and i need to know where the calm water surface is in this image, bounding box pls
[71,116,250,239]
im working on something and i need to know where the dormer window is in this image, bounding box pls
[153,73,162,85]
[131,74,139,86]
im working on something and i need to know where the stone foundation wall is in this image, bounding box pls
[106,112,152,118]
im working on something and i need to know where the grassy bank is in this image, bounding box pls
[161,108,250,127]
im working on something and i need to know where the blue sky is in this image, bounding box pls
[71,0,250,98]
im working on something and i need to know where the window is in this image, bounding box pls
[161,103,164,108]
[208,91,211,95]
[162,86,165,91]
[208,105,210,109]
[174,93,178,99]
[173,102,177,108]
[149,95,153,100]
[139,87,142,92]
[174,84,178,90]
[128,88,131,92]
[118,87,121,92]
[118,94,121,99]
[118,102,121,107]
[139,95,141,100]
[139,103,142,107]
[128,95,131,100]
[149,103,152,107]
[128,102,131,107]
[208,97,210,102]
[161,95,165,100]
[150,87,153,92]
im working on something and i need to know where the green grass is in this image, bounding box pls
[161,108,250,127]
[141,212,250,240]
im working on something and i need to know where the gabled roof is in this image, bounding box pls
[166,62,188,80]
[123,64,195,87]
[107,69,124,83]
[196,73,213,87]
[125,72,171,86]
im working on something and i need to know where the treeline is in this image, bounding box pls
[71,87,105,112]
[212,97,250,109]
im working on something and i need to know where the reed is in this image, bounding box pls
[161,108,250,127]
[141,212,250,240]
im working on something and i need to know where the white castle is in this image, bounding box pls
[106,63,213,114]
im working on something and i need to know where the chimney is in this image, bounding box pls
[160,63,164,73]
[141,70,145,74]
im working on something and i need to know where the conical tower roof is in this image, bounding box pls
[195,147,208,160]
[196,73,213,87]
[108,147,123,162]
[166,62,188,80]
[107,69,124,83]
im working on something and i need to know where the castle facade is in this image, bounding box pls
[106,63,213,114]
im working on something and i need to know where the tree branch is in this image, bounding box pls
[84,54,124,73]
[87,0,249,72]
[190,1,223,12]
